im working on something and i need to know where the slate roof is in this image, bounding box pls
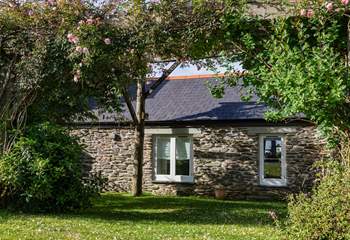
[87,78,267,123]
[88,77,268,123]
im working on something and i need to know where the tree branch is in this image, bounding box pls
[150,56,220,64]
[122,88,138,125]
[144,61,180,98]
[123,60,180,125]
[0,56,16,104]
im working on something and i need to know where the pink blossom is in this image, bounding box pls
[67,33,74,41]
[73,70,81,82]
[83,47,89,54]
[28,10,34,16]
[73,75,80,82]
[86,18,95,25]
[306,9,314,18]
[75,46,83,53]
[72,37,79,44]
[148,0,160,4]
[326,2,333,11]
[67,33,79,44]
[47,0,56,6]
[300,9,306,16]
[342,0,349,5]
[104,38,111,45]
[78,20,85,25]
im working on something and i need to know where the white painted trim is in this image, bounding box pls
[260,178,287,187]
[154,175,194,183]
[247,127,298,135]
[189,137,194,177]
[153,135,194,183]
[259,134,287,187]
[153,136,157,174]
[145,128,201,135]
[170,137,176,177]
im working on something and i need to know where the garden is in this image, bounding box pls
[1,0,350,239]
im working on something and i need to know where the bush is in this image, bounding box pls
[284,143,350,240]
[0,122,100,212]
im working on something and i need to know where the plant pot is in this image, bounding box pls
[214,188,225,200]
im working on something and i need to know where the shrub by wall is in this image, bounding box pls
[285,152,350,239]
[0,122,100,212]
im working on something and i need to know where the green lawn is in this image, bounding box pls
[0,193,287,240]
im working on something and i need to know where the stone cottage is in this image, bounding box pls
[72,74,325,199]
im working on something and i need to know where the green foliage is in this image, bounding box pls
[0,0,246,198]
[0,0,241,133]
[283,136,350,239]
[214,6,350,236]
[245,16,348,136]
[285,160,350,240]
[0,122,100,212]
[216,1,350,140]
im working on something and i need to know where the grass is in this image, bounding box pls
[0,193,287,240]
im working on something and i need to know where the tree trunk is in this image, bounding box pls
[126,61,179,196]
[131,78,145,196]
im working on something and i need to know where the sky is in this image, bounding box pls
[149,61,243,77]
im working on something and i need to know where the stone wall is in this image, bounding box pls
[72,124,325,199]
[71,127,135,191]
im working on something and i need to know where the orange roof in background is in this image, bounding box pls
[166,73,226,80]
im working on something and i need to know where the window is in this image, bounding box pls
[259,135,287,187]
[154,136,193,183]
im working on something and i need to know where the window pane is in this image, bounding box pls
[176,137,190,176]
[264,137,282,179]
[156,137,170,175]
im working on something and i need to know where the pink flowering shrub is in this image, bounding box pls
[104,38,111,45]
[67,33,79,44]
[325,2,333,11]
[298,0,349,18]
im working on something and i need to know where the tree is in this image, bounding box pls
[217,0,350,141]
[214,2,350,238]
[0,1,117,210]
[0,0,247,196]
[70,0,249,196]
[0,0,128,154]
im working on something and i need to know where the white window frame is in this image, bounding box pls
[259,134,287,187]
[153,135,194,183]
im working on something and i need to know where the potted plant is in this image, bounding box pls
[214,184,225,200]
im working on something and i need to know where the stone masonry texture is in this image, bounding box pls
[71,125,325,199]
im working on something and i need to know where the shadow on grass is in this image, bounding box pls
[76,193,287,226]
[0,193,288,227]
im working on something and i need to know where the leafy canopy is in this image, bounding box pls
[216,0,350,139]
[0,0,246,152]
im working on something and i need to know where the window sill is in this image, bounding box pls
[154,175,194,184]
[152,180,195,184]
[260,178,287,187]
